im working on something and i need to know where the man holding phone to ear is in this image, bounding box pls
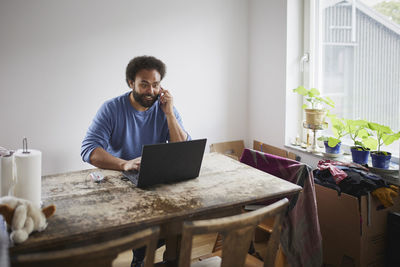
[81,55,190,267]
[81,55,190,171]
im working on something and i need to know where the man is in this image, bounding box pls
[81,55,190,267]
[81,55,190,170]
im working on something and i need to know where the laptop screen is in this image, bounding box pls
[123,138,207,188]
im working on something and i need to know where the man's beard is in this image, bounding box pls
[132,90,158,108]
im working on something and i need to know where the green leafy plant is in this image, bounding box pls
[374,1,400,25]
[368,122,400,154]
[293,86,335,110]
[318,114,347,147]
[345,119,377,151]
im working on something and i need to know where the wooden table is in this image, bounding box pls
[9,153,301,265]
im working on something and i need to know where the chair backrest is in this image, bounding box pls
[178,198,289,267]
[209,140,245,161]
[15,226,160,267]
[253,140,297,160]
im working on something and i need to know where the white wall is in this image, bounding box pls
[247,0,288,148]
[247,0,303,150]
[286,0,304,144]
[0,0,248,175]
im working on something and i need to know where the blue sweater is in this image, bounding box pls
[81,92,190,163]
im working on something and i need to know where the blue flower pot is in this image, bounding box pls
[324,141,341,154]
[350,147,370,165]
[371,152,392,169]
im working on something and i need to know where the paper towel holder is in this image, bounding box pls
[22,137,30,154]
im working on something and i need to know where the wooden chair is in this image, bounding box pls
[14,226,160,267]
[251,141,299,265]
[253,140,297,161]
[210,140,295,263]
[241,147,319,266]
[209,140,245,161]
[178,198,289,267]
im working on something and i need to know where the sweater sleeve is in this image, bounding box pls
[168,107,191,141]
[80,102,114,163]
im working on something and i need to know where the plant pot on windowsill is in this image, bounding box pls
[367,122,400,170]
[292,86,334,126]
[305,109,326,125]
[371,151,391,169]
[350,146,370,165]
[324,141,341,154]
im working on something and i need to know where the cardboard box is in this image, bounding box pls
[315,184,400,267]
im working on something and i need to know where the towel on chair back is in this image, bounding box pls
[240,148,322,267]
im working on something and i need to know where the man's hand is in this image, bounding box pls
[158,87,188,142]
[122,157,141,171]
[89,147,142,171]
[159,87,174,115]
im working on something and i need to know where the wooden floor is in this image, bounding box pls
[112,233,217,267]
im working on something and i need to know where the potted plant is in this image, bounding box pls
[293,86,335,125]
[318,114,346,154]
[318,136,342,154]
[368,122,400,169]
[345,119,377,165]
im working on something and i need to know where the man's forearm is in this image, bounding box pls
[89,147,127,171]
[166,114,188,142]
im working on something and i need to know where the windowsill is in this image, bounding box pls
[285,143,399,169]
[285,143,352,166]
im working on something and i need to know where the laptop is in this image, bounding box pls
[122,138,207,188]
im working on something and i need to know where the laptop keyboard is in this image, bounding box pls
[122,170,139,185]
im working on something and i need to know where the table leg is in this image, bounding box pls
[161,222,182,266]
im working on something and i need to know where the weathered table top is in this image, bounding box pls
[10,152,301,254]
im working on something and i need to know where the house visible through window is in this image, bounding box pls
[311,0,400,155]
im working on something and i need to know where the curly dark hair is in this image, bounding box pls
[125,56,166,86]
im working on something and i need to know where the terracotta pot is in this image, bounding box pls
[305,109,326,125]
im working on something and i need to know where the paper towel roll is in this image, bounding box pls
[1,154,14,197]
[13,149,42,207]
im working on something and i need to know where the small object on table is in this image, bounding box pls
[89,172,105,183]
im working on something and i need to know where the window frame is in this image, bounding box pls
[302,0,399,163]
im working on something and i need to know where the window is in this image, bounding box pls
[306,0,400,156]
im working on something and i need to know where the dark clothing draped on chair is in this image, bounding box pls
[240,148,322,267]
